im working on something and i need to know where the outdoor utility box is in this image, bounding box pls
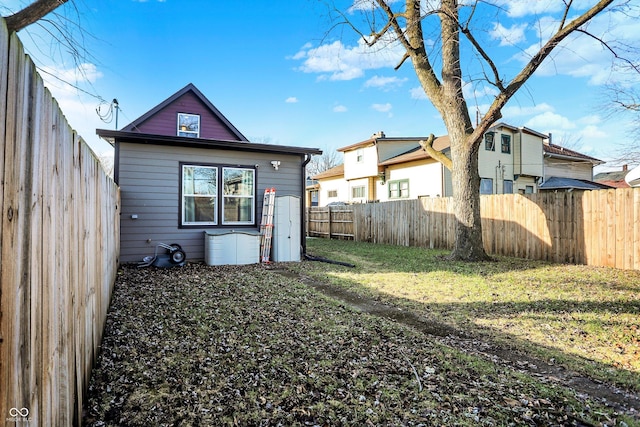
[204,230,260,265]
[272,195,301,262]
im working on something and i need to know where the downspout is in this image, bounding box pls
[301,154,312,256]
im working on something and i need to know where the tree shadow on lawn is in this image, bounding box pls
[282,259,640,413]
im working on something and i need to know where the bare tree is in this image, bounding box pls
[604,82,640,165]
[307,150,342,177]
[327,0,633,261]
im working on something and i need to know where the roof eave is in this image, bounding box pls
[96,129,322,156]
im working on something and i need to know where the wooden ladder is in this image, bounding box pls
[260,188,276,262]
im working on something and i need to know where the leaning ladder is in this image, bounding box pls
[260,188,276,262]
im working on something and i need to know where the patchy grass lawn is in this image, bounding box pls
[297,238,640,393]
[84,260,638,426]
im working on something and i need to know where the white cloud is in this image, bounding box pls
[493,0,574,18]
[462,81,500,101]
[372,103,392,113]
[525,111,575,131]
[333,105,348,113]
[285,97,298,103]
[410,86,428,100]
[502,103,555,118]
[35,62,110,153]
[364,75,408,90]
[291,36,405,81]
[514,9,640,86]
[490,22,528,46]
[348,0,401,13]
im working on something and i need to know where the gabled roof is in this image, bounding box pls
[539,176,613,191]
[379,136,450,166]
[120,83,249,141]
[543,143,603,164]
[312,164,344,180]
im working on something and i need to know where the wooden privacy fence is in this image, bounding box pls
[307,188,640,270]
[1,20,120,426]
[307,206,355,239]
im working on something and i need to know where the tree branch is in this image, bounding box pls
[472,0,615,143]
[4,0,69,33]
[460,26,505,92]
[575,28,640,74]
[420,134,452,171]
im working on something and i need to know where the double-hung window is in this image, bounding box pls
[352,185,366,199]
[389,179,409,199]
[181,164,255,227]
[182,164,217,225]
[222,167,255,224]
[485,133,495,151]
[501,134,511,154]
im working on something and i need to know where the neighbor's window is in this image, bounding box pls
[222,167,255,224]
[178,113,200,138]
[356,148,364,163]
[501,134,511,154]
[389,179,409,199]
[525,185,534,194]
[503,180,513,194]
[485,133,495,151]
[480,178,493,195]
[182,164,217,225]
[352,185,366,199]
[327,190,338,198]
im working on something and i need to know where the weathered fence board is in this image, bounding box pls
[1,19,120,426]
[308,188,640,270]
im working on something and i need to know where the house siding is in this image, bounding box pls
[343,145,378,180]
[317,176,349,206]
[519,132,544,177]
[544,157,593,181]
[381,160,443,202]
[117,142,304,262]
[132,92,243,141]
[476,131,515,194]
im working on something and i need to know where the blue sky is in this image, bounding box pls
[3,0,639,171]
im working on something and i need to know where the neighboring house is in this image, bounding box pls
[539,137,606,191]
[594,165,631,188]
[311,164,348,205]
[311,123,604,206]
[97,83,321,263]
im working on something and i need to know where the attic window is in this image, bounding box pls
[178,113,200,138]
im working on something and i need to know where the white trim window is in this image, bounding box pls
[182,164,217,225]
[356,148,364,163]
[352,185,366,199]
[181,164,255,226]
[222,167,255,225]
[178,113,200,138]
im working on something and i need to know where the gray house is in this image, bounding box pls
[97,83,321,264]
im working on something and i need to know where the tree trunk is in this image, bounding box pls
[448,135,491,261]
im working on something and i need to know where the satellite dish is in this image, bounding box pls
[625,164,640,187]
